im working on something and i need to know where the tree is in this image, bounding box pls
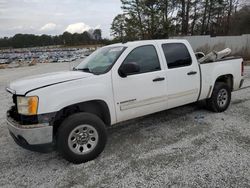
[111,0,249,41]
[226,0,233,34]
[93,29,102,40]
[111,14,127,41]
[121,0,145,39]
[62,32,72,45]
[190,0,199,35]
[229,5,250,35]
[0,29,103,48]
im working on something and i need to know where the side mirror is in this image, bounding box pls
[118,62,140,78]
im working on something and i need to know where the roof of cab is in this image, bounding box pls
[106,39,188,48]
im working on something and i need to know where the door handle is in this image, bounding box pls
[187,71,197,75]
[153,77,165,82]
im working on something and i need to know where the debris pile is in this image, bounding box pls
[197,48,233,63]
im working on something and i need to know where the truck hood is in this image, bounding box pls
[8,71,92,95]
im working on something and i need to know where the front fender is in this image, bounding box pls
[27,73,116,124]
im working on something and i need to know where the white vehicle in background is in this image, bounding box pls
[6,40,244,163]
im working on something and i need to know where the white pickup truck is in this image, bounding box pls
[6,40,244,163]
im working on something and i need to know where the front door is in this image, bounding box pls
[112,44,167,123]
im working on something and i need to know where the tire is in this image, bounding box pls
[206,82,231,112]
[57,112,107,164]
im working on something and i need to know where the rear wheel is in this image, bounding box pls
[206,82,231,112]
[57,112,107,164]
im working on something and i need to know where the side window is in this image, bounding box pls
[162,43,192,69]
[122,45,161,75]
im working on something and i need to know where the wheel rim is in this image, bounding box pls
[217,88,228,108]
[68,124,99,155]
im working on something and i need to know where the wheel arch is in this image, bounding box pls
[214,74,234,91]
[53,100,111,135]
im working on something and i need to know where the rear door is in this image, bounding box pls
[158,41,200,108]
[112,44,168,122]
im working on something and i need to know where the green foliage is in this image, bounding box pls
[229,5,250,35]
[0,29,102,48]
[93,29,102,40]
[111,0,250,41]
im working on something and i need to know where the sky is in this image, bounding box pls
[0,0,122,38]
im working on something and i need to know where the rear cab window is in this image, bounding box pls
[161,43,192,69]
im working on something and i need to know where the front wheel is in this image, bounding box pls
[57,112,107,164]
[206,82,231,112]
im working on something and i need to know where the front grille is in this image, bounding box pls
[8,94,38,125]
[8,106,19,122]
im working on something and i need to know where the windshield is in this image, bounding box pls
[75,46,126,74]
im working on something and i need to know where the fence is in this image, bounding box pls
[171,34,250,60]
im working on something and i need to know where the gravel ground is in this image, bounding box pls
[0,62,250,187]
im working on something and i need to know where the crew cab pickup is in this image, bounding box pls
[6,40,244,163]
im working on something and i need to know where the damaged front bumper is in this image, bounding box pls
[7,115,54,152]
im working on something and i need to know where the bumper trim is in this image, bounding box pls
[10,132,54,153]
[7,116,53,145]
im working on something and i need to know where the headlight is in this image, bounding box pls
[16,96,39,115]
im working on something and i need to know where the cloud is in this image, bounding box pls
[10,25,24,30]
[55,12,64,16]
[0,0,122,38]
[40,23,57,31]
[65,22,91,34]
[94,25,101,29]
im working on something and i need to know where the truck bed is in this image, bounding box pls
[199,58,243,100]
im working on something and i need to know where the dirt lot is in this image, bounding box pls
[0,63,250,187]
